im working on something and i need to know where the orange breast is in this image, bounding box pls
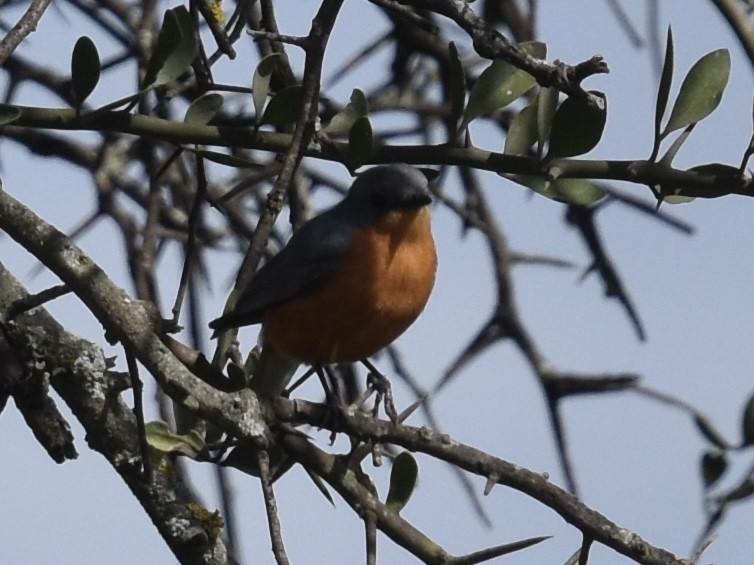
[263,207,437,364]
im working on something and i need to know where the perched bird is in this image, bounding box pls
[210,164,437,396]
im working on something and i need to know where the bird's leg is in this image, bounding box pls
[320,365,344,444]
[360,358,399,423]
[323,364,346,404]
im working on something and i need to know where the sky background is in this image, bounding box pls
[1,1,753,563]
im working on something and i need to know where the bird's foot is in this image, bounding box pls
[360,360,398,423]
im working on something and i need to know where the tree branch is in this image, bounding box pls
[0,261,227,564]
[274,398,686,565]
[0,0,54,66]
[2,104,752,198]
[0,185,268,445]
[403,0,609,95]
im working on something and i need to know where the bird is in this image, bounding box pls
[209,164,437,397]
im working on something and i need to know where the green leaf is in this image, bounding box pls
[677,163,742,200]
[504,99,538,156]
[70,36,101,110]
[324,88,368,135]
[0,105,21,126]
[143,6,198,89]
[386,452,419,513]
[663,49,730,136]
[660,193,695,205]
[252,53,283,123]
[260,84,303,125]
[184,93,223,125]
[461,41,546,130]
[688,163,742,186]
[537,86,558,159]
[505,175,605,205]
[688,163,742,176]
[348,116,373,169]
[694,414,730,449]
[741,392,754,446]
[659,123,695,167]
[654,27,674,147]
[448,41,466,131]
[700,451,727,488]
[546,91,607,159]
[550,179,605,205]
[145,420,206,458]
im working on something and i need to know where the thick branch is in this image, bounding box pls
[0,185,267,445]
[0,262,225,564]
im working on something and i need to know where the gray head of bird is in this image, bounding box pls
[343,164,432,221]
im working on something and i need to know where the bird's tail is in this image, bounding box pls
[251,344,300,396]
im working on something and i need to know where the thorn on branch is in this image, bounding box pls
[7,284,70,320]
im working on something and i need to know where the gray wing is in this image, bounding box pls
[210,208,354,329]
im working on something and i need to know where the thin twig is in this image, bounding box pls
[0,0,54,66]
[7,284,70,319]
[171,152,207,323]
[257,448,291,565]
[125,349,153,484]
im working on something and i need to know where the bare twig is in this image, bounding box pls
[257,448,291,565]
[0,0,54,66]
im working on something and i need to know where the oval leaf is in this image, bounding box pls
[260,84,304,126]
[658,159,740,204]
[664,49,730,135]
[688,163,742,178]
[184,92,223,125]
[324,88,368,135]
[685,163,743,198]
[549,179,606,205]
[348,116,373,169]
[145,420,206,458]
[71,36,101,110]
[741,392,754,446]
[252,53,283,122]
[661,193,696,205]
[504,175,604,205]
[505,99,538,156]
[143,6,198,89]
[386,452,419,513]
[546,91,607,159]
[700,451,727,488]
[462,41,546,129]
